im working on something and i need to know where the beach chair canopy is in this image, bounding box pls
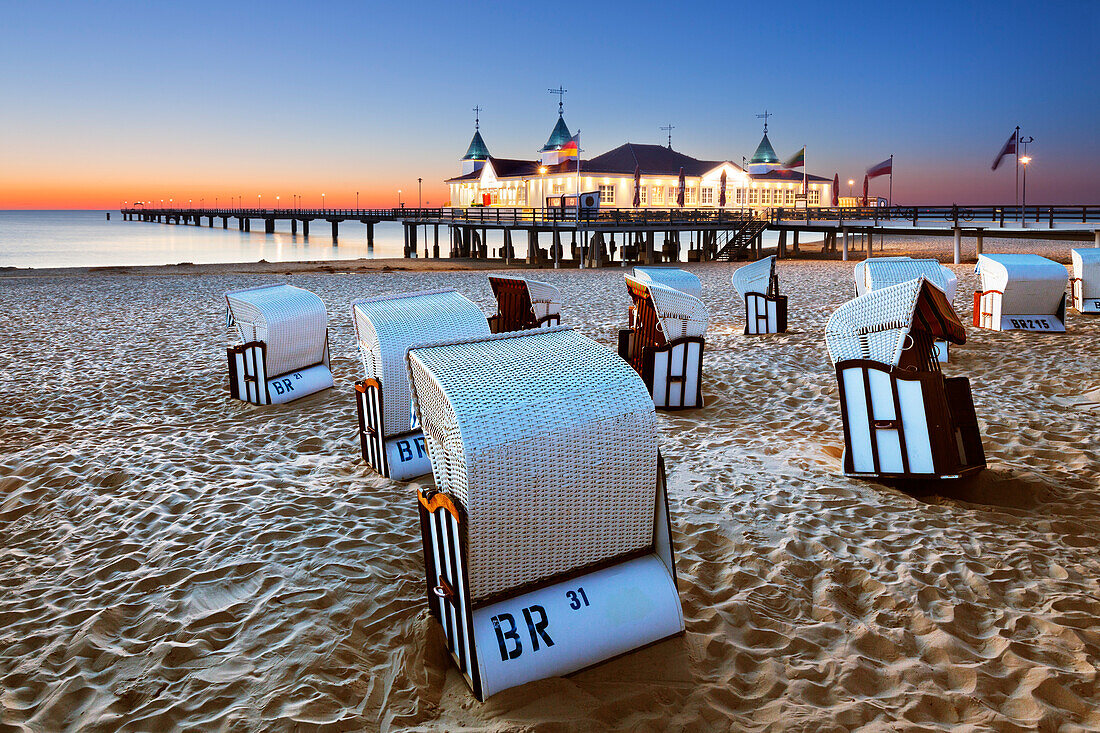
[632,266,703,300]
[1072,249,1100,300]
[732,255,777,298]
[856,257,958,301]
[488,274,562,326]
[976,254,1068,316]
[626,275,708,343]
[826,278,966,367]
[353,289,490,437]
[407,327,658,602]
[225,283,328,376]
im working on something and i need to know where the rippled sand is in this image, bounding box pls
[2,243,1099,730]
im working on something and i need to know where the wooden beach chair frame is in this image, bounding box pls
[486,275,562,333]
[352,289,491,481]
[827,278,985,481]
[225,283,334,405]
[406,327,684,701]
[732,255,788,335]
[972,254,1068,332]
[1070,248,1100,314]
[617,276,707,410]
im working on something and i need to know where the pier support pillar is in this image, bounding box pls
[223,217,228,229]
[238,218,244,231]
[527,229,538,264]
[1094,229,1099,248]
[777,230,787,259]
[366,222,374,248]
[244,218,250,232]
[291,218,297,235]
[433,224,439,258]
[331,220,339,244]
[976,230,983,256]
[409,224,417,257]
[303,220,310,237]
[842,227,849,261]
[792,230,800,254]
[953,227,961,265]
[264,219,275,234]
[503,229,513,264]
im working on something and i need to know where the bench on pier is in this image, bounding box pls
[732,255,787,335]
[224,283,334,405]
[352,289,490,481]
[406,326,683,701]
[487,275,562,333]
[1070,248,1100,314]
[618,276,708,410]
[973,254,1067,332]
[826,278,984,481]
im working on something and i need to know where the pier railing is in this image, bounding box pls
[770,204,1100,229]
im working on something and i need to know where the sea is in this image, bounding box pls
[0,210,411,269]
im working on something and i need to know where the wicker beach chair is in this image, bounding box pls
[487,275,562,333]
[973,254,1068,332]
[1070,248,1100,314]
[825,278,984,480]
[631,266,703,300]
[224,283,333,405]
[406,327,683,700]
[731,255,787,335]
[351,289,490,481]
[618,275,708,410]
[853,257,958,360]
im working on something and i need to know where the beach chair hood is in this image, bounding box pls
[225,283,328,376]
[732,256,776,299]
[631,266,703,300]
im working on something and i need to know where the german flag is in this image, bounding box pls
[559,132,580,158]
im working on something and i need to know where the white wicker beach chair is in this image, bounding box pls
[731,255,787,334]
[1070,248,1100,314]
[406,327,683,701]
[825,278,984,480]
[631,266,703,300]
[853,257,958,360]
[224,283,333,405]
[487,275,562,333]
[351,289,490,481]
[618,275,708,410]
[973,254,1068,332]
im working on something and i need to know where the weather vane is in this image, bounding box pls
[548,86,567,116]
[660,123,675,149]
[473,105,482,130]
[756,110,771,133]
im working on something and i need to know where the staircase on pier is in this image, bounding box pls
[713,218,769,260]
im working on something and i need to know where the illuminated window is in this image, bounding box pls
[639,185,647,204]
[701,187,714,205]
[553,183,564,194]
[735,188,744,205]
[668,186,678,202]
[785,189,795,205]
[809,190,821,205]
[652,186,664,204]
[599,184,616,205]
[748,189,759,205]
[518,186,527,205]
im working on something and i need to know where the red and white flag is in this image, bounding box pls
[991,130,1017,171]
[866,156,892,179]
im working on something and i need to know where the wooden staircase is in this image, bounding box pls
[714,218,769,261]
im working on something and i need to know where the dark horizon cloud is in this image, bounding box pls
[2,0,1097,208]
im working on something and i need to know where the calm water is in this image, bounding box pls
[0,210,410,269]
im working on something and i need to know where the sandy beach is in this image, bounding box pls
[2,241,1099,730]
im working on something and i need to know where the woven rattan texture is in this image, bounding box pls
[1073,249,1100,300]
[632,267,703,300]
[732,256,776,298]
[407,327,658,602]
[626,276,708,341]
[225,284,328,376]
[352,289,489,437]
[825,278,928,367]
[861,258,956,299]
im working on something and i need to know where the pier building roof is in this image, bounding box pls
[540,115,573,152]
[463,130,490,161]
[749,133,779,165]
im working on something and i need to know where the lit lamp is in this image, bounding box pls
[1020,155,1032,226]
[847,179,854,198]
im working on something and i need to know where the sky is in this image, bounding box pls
[1,0,1098,208]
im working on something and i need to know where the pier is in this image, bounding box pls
[120,204,1100,266]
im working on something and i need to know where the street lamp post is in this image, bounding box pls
[258,194,261,210]
[398,189,403,208]
[322,193,326,211]
[356,191,359,210]
[418,177,422,209]
[1020,155,1032,228]
[847,179,855,198]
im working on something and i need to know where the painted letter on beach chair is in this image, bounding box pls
[732,255,787,335]
[225,283,334,405]
[1070,248,1100,314]
[352,289,490,481]
[618,276,708,410]
[826,278,985,481]
[631,266,703,300]
[487,275,562,333]
[854,256,958,360]
[972,254,1067,332]
[406,327,683,700]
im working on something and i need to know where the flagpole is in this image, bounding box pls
[576,130,582,268]
[1014,125,1020,217]
[888,154,893,208]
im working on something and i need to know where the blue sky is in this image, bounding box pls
[2,0,1097,206]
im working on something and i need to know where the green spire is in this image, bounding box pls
[540,115,572,152]
[749,132,779,164]
[462,129,490,161]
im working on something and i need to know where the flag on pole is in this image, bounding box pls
[781,146,805,169]
[991,129,1017,170]
[866,157,892,179]
[559,132,580,158]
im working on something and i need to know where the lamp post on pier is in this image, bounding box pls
[418,178,422,209]
[1020,155,1032,229]
[398,189,403,208]
[356,191,359,210]
[322,193,326,211]
[847,179,854,198]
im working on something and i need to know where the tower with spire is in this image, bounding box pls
[461,106,490,175]
[746,110,781,174]
[539,86,573,166]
